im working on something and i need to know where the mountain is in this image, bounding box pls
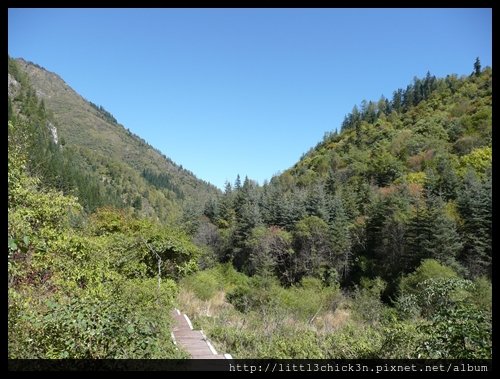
[8,56,491,360]
[8,57,219,224]
[201,63,491,290]
[167,62,492,360]
[286,68,492,188]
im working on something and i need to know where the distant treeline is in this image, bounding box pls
[88,101,118,124]
[141,168,184,199]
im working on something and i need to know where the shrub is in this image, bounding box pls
[13,287,182,358]
[381,321,426,358]
[351,277,387,325]
[181,270,221,301]
[418,304,491,358]
[324,323,383,358]
[399,259,457,296]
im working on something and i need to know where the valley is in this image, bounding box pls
[8,56,491,360]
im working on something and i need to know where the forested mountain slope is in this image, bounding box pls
[8,56,491,360]
[8,57,206,358]
[8,57,219,224]
[187,63,491,359]
[201,64,492,289]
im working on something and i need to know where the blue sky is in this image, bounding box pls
[8,8,492,189]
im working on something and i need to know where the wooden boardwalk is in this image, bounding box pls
[171,309,232,359]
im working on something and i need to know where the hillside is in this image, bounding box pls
[183,63,491,359]
[201,65,491,284]
[8,57,209,359]
[8,57,491,360]
[8,57,219,224]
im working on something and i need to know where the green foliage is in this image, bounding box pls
[415,277,473,318]
[142,168,183,198]
[188,63,491,359]
[9,281,182,358]
[467,276,492,312]
[226,275,340,321]
[259,330,326,358]
[457,171,491,277]
[181,263,250,301]
[9,56,492,360]
[399,259,458,296]
[8,57,219,224]
[458,146,492,178]
[8,117,200,358]
[291,215,331,282]
[419,304,491,359]
[324,323,383,358]
[380,321,426,358]
[182,271,220,301]
[351,277,387,325]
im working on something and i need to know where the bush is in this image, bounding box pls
[215,262,250,290]
[351,277,387,325]
[276,277,340,321]
[418,304,491,359]
[226,274,340,321]
[259,330,326,359]
[12,287,183,359]
[324,323,383,358]
[399,259,457,296]
[381,321,426,358]
[467,276,492,312]
[181,270,221,301]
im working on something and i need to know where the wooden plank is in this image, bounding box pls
[171,309,229,360]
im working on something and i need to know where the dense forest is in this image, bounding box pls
[8,57,491,359]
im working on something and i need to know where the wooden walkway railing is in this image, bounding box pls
[171,309,232,359]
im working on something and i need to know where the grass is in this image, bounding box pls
[177,264,383,358]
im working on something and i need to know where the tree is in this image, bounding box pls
[327,196,352,279]
[292,216,331,282]
[457,171,491,278]
[402,85,415,110]
[132,195,142,210]
[304,184,328,220]
[247,226,293,280]
[406,196,463,273]
[474,57,481,77]
[425,198,463,269]
[424,154,459,200]
[392,89,403,113]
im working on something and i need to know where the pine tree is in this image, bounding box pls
[457,171,491,277]
[474,57,482,77]
[392,89,403,113]
[304,184,328,220]
[328,196,352,279]
[426,203,463,269]
[403,85,415,110]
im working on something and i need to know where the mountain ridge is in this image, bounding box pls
[9,57,220,224]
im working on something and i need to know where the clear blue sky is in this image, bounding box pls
[8,8,492,190]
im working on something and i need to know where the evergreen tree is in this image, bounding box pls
[328,196,352,279]
[203,198,219,222]
[426,199,463,270]
[474,57,482,77]
[457,171,491,277]
[402,85,415,110]
[234,174,241,190]
[304,184,328,221]
[392,89,403,113]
